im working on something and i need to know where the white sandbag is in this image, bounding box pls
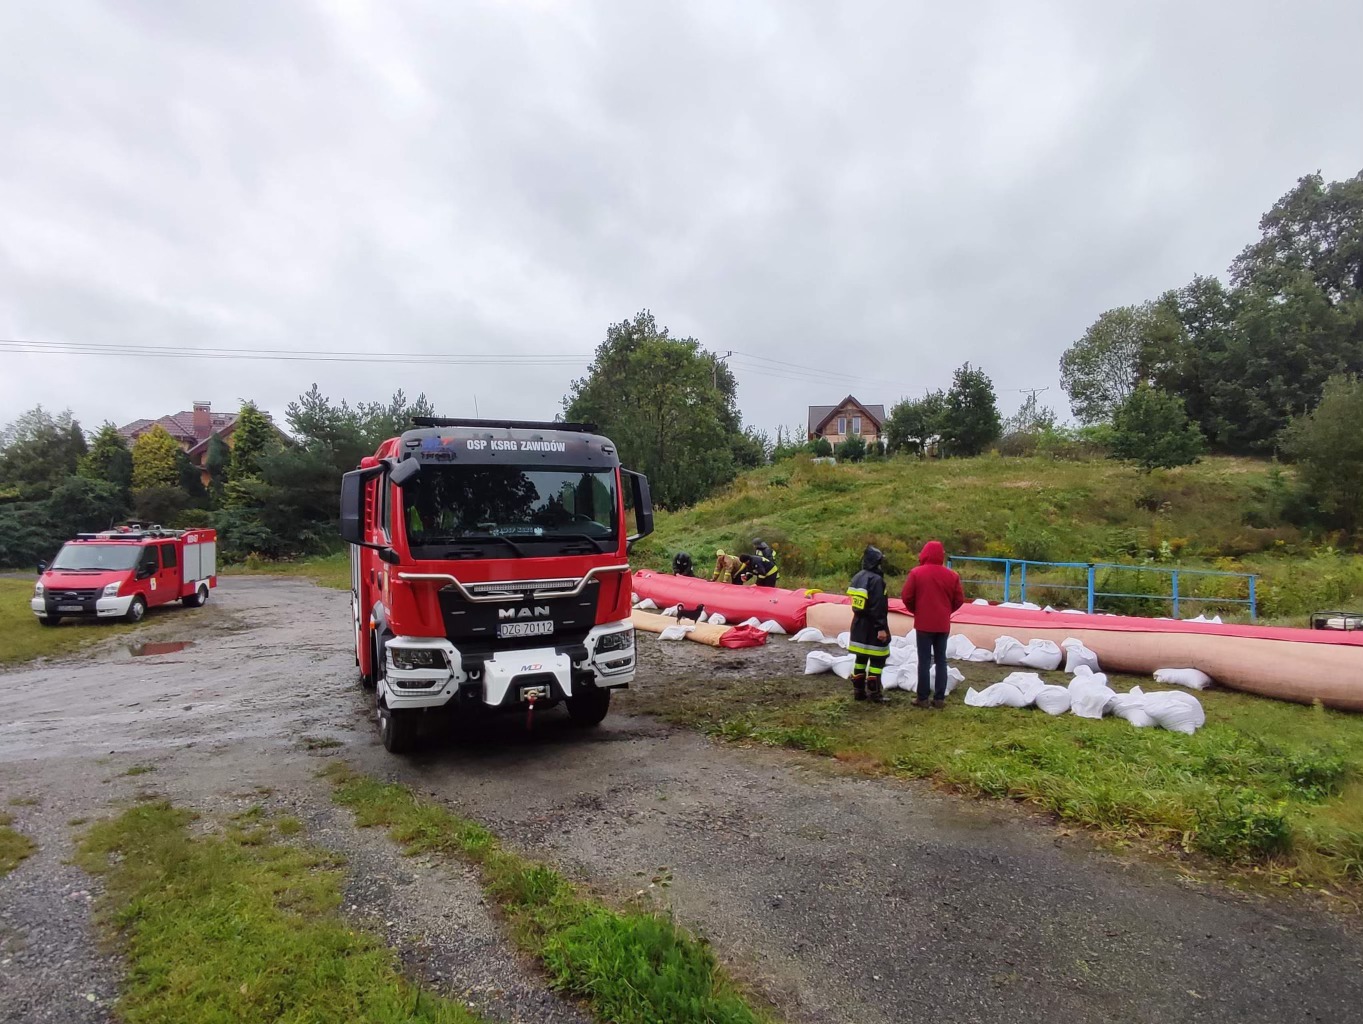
[972,598,990,605]
[1060,608,1085,615]
[941,665,964,694]
[998,672,1047,704]
[1033,685,1072,715]
[946,634,978,660]
[804,650,856,678]
[884,663,961,694]
[1153,667,1213,691]
[631,592,640,605]
[993,635,1027,666]
[1061,638,1101,674]
[1020,639,1063,671]
[791,627,828,643]
[1000,601,1042,611]
[1108,687,1156,728]
[759,619,787,635]
[708,613,726,626]
[739,616,762,628]
[658,625,694,641]
[964,682,1029,708]
[636,598,658,611]
[836,631,851,649]
[946,634,994,662]
[1068,673,1116,719]
[886,644,916,667]
[1188,614,1223,624]
[1142,691,1206,734]
[663,604,681,617]
[890,631,915,649]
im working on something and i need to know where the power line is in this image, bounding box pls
[0,338,587,366]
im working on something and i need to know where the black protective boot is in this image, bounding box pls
[866,677,888,703]
[850,673,867,701]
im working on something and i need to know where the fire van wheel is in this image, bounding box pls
[125,597,147,624]
[181,584,209,608]
[37,615,61,627]
[567,687,611,727]
[378,704,418,754]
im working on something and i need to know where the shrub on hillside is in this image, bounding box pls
[1282,374,1363,533]
[1110,385,1206,471]
[834,434,868,462]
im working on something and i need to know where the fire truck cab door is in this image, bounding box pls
[151,542,179,606]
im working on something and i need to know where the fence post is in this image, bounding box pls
[1171,570,1180,620]
[1004,560,1012,604]
[1249,575,1258,622]
[1020,561,1028,605]
[1086,564,1096,614]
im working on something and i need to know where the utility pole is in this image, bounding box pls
[713,350,732,388]
[1016,386,1049,402]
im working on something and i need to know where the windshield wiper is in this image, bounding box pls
[450,534,526,557]
[549,532,611,552]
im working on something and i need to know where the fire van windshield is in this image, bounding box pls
[49,544,143,572]
[401,465,619,559]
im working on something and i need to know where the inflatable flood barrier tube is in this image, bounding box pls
[803,604,1363,712]
[632,570,811,633]
[632,609,733,647]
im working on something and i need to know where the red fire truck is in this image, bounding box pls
[340,418,653,753]
[31,525,218,625]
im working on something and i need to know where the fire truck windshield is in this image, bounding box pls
[49,544,142,572]
[401,464,619,559]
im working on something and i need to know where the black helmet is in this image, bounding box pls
[862,545,884,572]
[672,551,693,573]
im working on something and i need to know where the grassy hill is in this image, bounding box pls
[633,454,1363,624]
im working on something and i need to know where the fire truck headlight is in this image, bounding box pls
[102,583,122,597]
[596,629,634,654]
[34,582,43,597]
[390,647,447,671]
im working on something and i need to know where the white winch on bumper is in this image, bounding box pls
[379,619,636,711]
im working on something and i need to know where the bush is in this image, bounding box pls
[1110,385,1205,471]
[1194,790,1293,861]
[834,434,867,462]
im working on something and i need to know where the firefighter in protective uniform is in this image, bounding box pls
[847,545,892,702]
[751,538,780,588]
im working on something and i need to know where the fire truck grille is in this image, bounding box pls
[460,578,583,598]
[54,588,100,601]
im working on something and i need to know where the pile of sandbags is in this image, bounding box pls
[993,636,1064,670]
[964,663,1205,733]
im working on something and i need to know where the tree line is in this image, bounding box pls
[0,389,436,567]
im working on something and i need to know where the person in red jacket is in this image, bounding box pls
[902,540,965,708]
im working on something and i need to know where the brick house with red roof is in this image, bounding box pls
[807,395,886,446]
[117,401,282,485]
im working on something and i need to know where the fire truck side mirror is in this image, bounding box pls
[623,469,654,549]
[389,457,421,488]
[36,561,47,575]
[339,468,370,545]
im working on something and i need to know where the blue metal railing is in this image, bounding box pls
[945,556,1258,621]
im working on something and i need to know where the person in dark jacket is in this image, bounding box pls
[752,538,780,588]
[902,540,965,708]
[672,551,696,577]
[847,545,892,702]
[746,549,778,588]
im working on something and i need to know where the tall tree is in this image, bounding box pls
[1059,302,1175,424]
[130,425,182,490]
[1282,374,1363,532]
[564,311,750,508]
[228,402,278,482]
[205,434,230,494]
[939,364,1001,457]
[1232,170,1363,303]
[1109,385,1205,472]
[884,390,946,456]
[78,423,133,496]
[0,406,86,498]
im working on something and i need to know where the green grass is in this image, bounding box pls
[636,454,1363,623]
[0,578,143,666]
[640,665,1363,895]
[0,811,36,877]
[221,551,350,590]
[76,800,488,1024]
[322,761,767,1024]
[122,764,156,777]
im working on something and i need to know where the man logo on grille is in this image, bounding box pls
[498,605,551,620]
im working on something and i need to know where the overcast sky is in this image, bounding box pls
[2,0,1361,440]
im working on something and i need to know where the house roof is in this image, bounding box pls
[118,410,238,445]
[808,396,886,434]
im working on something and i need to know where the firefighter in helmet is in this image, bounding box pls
[751,538,780,588]
[712,548,744,584]
[847,544,891,702]
[672,551,696,577]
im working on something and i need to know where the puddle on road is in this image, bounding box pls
[129,641,195,657]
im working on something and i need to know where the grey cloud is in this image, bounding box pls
[2,0,1361,436]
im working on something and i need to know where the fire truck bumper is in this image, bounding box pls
[380,621,636,712]
[31,595,134,618]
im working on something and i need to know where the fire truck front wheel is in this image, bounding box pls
[567,686,611,727]
[125,597,147,624]
[378,704,418,754]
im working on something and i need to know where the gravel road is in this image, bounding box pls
[1,577,1361,1024]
